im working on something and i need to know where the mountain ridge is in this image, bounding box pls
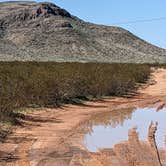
[0,1,165,63]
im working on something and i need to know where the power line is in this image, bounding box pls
[112,17,166,25]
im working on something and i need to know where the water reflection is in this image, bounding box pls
[84,108,134,132]
[84,107,166,152]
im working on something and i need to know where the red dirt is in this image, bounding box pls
[0,68,166,166]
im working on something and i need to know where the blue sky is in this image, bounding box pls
[1,0,166,48]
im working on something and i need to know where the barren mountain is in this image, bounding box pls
[0,1,165,63]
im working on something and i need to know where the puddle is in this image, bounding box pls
[84,107,166,152]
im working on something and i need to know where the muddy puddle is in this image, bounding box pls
[84,107,166,152]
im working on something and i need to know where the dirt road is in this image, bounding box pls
[0,68,166,166]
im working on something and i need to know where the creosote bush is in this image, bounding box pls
[0,62,151,126]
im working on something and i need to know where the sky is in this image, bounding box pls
[1,0,166,48]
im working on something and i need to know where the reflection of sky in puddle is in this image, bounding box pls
[84,107,166,152]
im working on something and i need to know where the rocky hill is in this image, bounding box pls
[0,1,165,63]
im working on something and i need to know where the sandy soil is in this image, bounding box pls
[0,68,166,166]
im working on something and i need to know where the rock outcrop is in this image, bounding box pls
[0,2,71,27]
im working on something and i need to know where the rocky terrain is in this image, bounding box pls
[0,1,166,63]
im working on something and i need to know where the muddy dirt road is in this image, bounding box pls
[0,68,166,166]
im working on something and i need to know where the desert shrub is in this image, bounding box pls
[0,62,152,128]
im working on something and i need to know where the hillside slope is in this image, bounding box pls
[0,1,165,63]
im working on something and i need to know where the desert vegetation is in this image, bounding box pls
[0,2,166,63]
[0,62,151,140]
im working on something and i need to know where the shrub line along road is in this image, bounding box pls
[0,68,166,166]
